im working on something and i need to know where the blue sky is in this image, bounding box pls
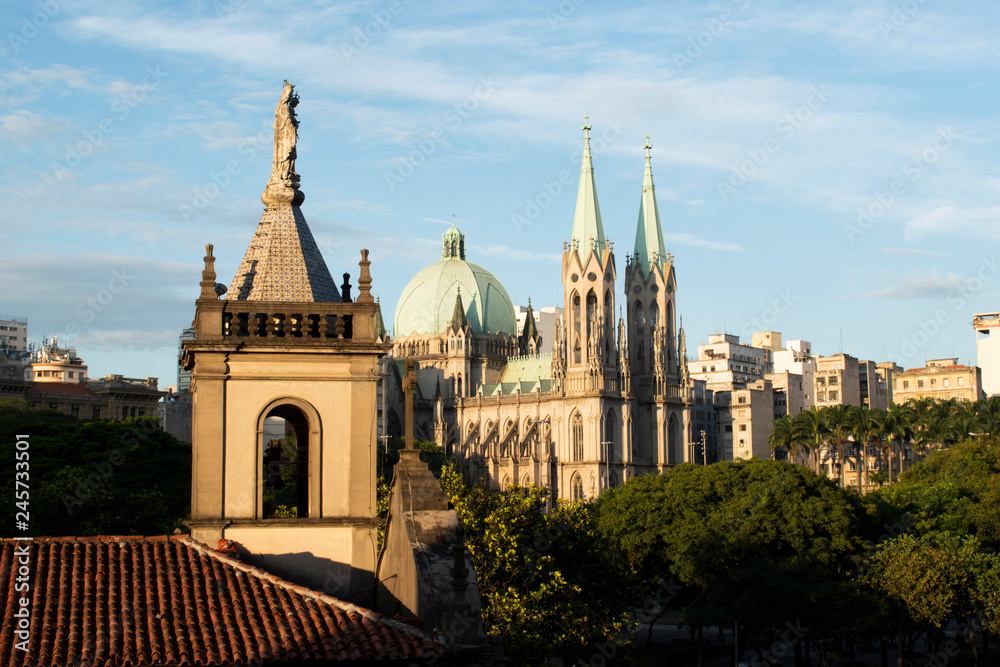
[2,0,999,386]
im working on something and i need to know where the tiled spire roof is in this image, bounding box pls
[570,114,606,267]
[633,134,667,277]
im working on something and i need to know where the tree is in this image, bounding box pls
[597,461,871,666]
[441,464,637,665]
[768,415,806,462]
[0,403,191,536]
[794,406,826,477]
[824,405,852,488]
[865,532,1000,665]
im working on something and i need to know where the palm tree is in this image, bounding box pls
[794,406,826,477]
[883,404,911,484]
[823,405,851,488]
[768,415,806,462]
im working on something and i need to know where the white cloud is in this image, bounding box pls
[664,233,741,252]
[860,269,965,299]
[904,206,1000,242]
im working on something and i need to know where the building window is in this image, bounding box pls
[943,378,950,387]
[71,404,79,417]
[571,473,584,501]
[138,408,145,417]
[739,424,747,431]
[817,392,826,401]
[829,376,838,386]
[918,380,924,388]
[903,381,909,389]
[571,412,584,462]
[49,403,58,409]
[829,391,838,401]
[93,406,101,419]
[959,377,965,386]
[738,396,747,404]
[930,379,936,386]
[725,425,733,432]
[817,377,826,386]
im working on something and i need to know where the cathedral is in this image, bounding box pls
[387,121,694,501]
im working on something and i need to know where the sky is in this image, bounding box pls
[2,0,1000,386]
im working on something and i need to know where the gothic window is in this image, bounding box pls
[571,473,584,501]
[572,292,581,336]
[451,240,457,256]
[635,302,645,333]
[457,375,463,397]
[571,412,584,462]
[574,338,582,365]
[605,409,620,463]
[650,300,659,327]
[586,290,598,343]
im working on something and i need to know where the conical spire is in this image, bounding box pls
[633,134,668,277]
[450,287,468,331]
[519,298,540,355]
[678,316,689,384]
[570,114,606,267]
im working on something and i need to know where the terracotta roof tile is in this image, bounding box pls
[1,536,443,665]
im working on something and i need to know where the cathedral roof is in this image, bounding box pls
[633,134,668,277]
[394,226,516,337]
[570,115,607,268]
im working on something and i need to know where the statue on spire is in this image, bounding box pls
[262,81,305,206]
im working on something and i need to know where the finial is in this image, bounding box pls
[200,244,219,300]
[644,133,652,159]
[357,249,374,303]
[527,296,532,309]
[582,113,591,138]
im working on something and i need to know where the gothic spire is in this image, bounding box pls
[633,133,668,277]
[449,287,467,331]
[570,114,606,267]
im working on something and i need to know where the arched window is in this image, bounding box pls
[635,302,645,333]
[650,299,659,327]
[668,414,682,464]
[451,240,457,256]
[571,473,584,501]
[572,292,581,337]
[457,375,463,397]
[586,290,598,343]
[574,338,582,365]
[571,412,584,462]
[605,409,620,463]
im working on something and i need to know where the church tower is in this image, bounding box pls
[182,83,389,598]
[561,115,617,390]
[624,135,687,465]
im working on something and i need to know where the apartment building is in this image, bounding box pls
[893,358,985,404]
[0,316,27,352]
[714,379,774,461]
[974,312,1000,396]
[689,333,768,387]
[815,353,862,408]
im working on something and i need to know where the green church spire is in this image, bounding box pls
[633,133,667,277]
[570,114,606,267]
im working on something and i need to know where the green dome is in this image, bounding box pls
[394,226,516,337]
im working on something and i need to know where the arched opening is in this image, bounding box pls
[586,290,598,347]
[634,301,645,334]
[605,409,620,463]
[571,472,584,501]
[668,414,681,464]
[457,375,463,398]
[261,403,313,519]
[666,301,674,368]
[572,291,581,339]
[571,411,584,462]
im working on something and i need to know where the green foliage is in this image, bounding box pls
[0,404,191,536]
[876,436,1000,548]
[598,460,870,655]
[442,463,637,665]
[865,532,1000,634]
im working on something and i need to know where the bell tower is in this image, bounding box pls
[182,83,389,598]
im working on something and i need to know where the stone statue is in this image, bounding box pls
[262,81,305,206]
[272,81,300,186]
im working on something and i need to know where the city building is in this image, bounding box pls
[688,333,768,387]
[815,353,861,408]
[771,339,817,409]
[974,312,1000,396]
[767,371,807,419]
[0,316,27,352]
[876,361,902,406]
[893,358,985,404]
[387,128,693,501]
[859,359,889,410]
[714,379,774,461]
[515,304,562,355]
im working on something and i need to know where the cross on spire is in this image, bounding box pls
[582,113,591,140]
[644,133,652,159]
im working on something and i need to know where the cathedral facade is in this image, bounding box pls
[388,122,694,501]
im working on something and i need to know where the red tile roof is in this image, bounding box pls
[1,536,443,665]
[25,382,97,396]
